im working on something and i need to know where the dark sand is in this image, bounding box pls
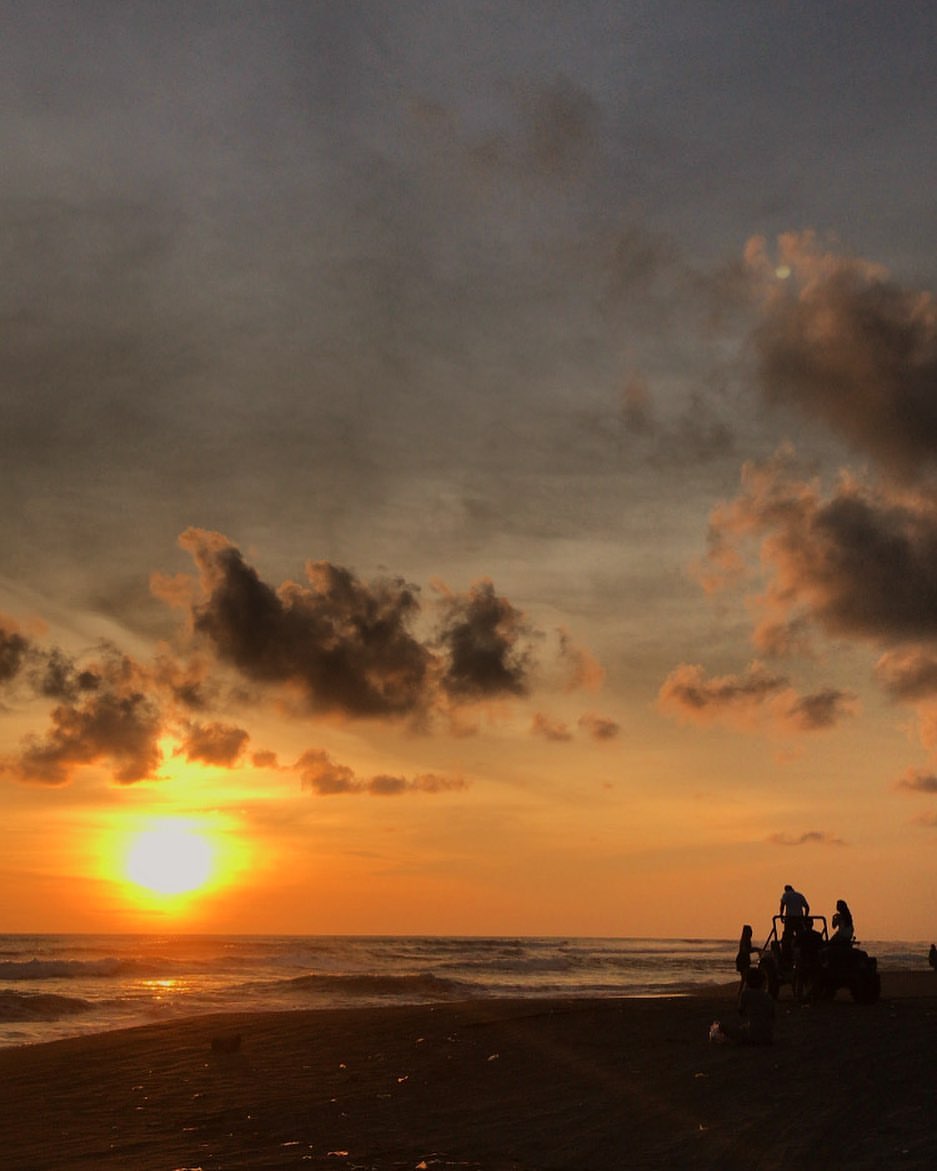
[1,971,936,1169]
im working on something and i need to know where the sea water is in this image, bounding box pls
[0,934,929,1049]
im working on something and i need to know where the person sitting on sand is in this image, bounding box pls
[735,924,761,995]
[714,967,775,1046]
[830,899,854,945]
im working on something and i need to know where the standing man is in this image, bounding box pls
[779,883,810,958]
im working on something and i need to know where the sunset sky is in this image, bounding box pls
[4,2,937,940]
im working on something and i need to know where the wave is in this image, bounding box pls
[0,958,130,980]
[279,971,477,998]
[0,991,92,1022]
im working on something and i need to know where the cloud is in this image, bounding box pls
[3,664,163,786]
[435,579,532,701]
[658,660,856,735]
[176,721,249,767]
[557,629,604,692]
[531,713,573,742]
[658,661,788,725]
[766,830,846,847]
[296,748,466,797]
[875,649,937,701]
[577,712,621,741]
[177,530,538,719]
[179,528,433,719]
[894,769,937,794]
[700,447,937,653]
[747,232,937,478]
[0,618,31,684]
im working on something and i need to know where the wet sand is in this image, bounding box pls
[0,970,935,1169]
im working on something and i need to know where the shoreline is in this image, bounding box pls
[1,971,936,1168]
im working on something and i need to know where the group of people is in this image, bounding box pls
[718,884,857,1046]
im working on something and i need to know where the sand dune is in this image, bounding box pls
[0,971,935,1169]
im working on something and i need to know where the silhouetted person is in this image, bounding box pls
[779,883,810,958]
[735,924,761,996]
[929,944,936,971]
[830,899,854,945]
[714,967,776,1045]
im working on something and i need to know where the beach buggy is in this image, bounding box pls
[758,915,881,1004]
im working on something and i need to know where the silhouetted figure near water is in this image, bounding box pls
[714,967,775,1045]
[929,943,937,971]
[735,924,761,996]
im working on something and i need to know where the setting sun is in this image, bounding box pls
[124,819,215,896]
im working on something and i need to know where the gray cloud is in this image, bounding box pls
[748,234,937,479]
[436,580,532,702]
[875,650,937,701]
[180,528,432,719]
[577,712,621,741]
[0,620,30,684]
[176,721,250,768]
[766,830,846,847]
[701,448,937,652]
[658,660,856,735]
[894,770,937,794]
[3,682,163,786]
[296,747,466,797]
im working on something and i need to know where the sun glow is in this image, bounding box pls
[123,818,216,896]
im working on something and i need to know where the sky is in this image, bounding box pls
[3,1,937,940]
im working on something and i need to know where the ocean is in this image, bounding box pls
[0,934,929,1049]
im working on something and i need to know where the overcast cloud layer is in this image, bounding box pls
[4,2,937,934]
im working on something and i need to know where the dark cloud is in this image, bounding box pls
[180,528,432,719]
[3,685,162,786]
[176,528,538,716]
[658,662,789,724]
[767,830,846,847]
[894,770,937,794]
[437,580,531,701]
[658,660,856,735]
[748,233,937,479]
[875,650,937,701]
[0,619,31,684]
[28,648,100,701]
[296,749,358,795]
[296,748,466,797]
[785,689,857,732]
[701,449,937,652]
[578,712,620,741]
[176,721,249,767]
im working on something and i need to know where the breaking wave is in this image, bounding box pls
[0,990,92,1022]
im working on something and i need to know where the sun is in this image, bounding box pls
[124,818,215,896]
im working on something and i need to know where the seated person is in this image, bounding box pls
[830,899,854,945]
[715,968,775,1045]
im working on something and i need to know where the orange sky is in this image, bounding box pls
[3,4,937,941]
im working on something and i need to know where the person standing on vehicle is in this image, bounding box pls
[779,883,810,958]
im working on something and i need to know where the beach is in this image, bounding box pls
[1,971,935,1170]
